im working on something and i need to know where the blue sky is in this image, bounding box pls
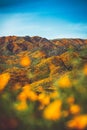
[0,0,87,39]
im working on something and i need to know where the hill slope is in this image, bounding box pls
[0,36,87,90]
[0,36,87,86]
[0,36,87,130]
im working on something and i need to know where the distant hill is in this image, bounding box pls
[0,36,87,91]
[0,36,87,55]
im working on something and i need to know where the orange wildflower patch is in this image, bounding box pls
[27,90,38,101]
[38,93,50,106]
[67,96,75,105]
[69,104,81,115]
[17,92,27,101]
[12,83,21,91]
[20,56,31,67]
[49,91,59,99]
[58,75,71,88]
[0,72,10,91]
[67,115,87,129]
[22,84,30,94]
[17,84,38,102]
[43,100,62,120]
[83,64,87,75]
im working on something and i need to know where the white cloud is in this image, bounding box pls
[0,13,87,39]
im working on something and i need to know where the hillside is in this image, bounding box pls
[0,36,87,130]
[0,36,87,87]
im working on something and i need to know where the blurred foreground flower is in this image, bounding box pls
[49,91,59,99]
[83,64,87,75]
[67,96,75,105]
[17,84,38,102]
[58,74,71,88]
[0,72,10,91]
[43,100,62,120]
[17,91,27,102]
[67,115,87,129]
[12,83,21,91]
[38,93,50,106]
[69,104,81,115]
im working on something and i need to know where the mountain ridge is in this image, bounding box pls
[0,36,87,90]
[0,36,87,56]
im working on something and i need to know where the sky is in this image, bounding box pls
[0,0,87,39]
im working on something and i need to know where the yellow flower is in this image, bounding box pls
[17,84,37,102]
[43,100,62,120]
[12,83,21,91]
[58,74,71,88]
[22,84,30,94]
[23,84,38,101]
[67,115,87,129]
[67,96,75,105]
[70,104,81,115]
[0,72,10,91]
[27,90,38,101]
[50,91,59,99]
[83,64,87,75]
[15,101,28,111]
[17,92,27,101]
[38,93,50,105]
[20,56,31,67]
[17,85,30,101]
